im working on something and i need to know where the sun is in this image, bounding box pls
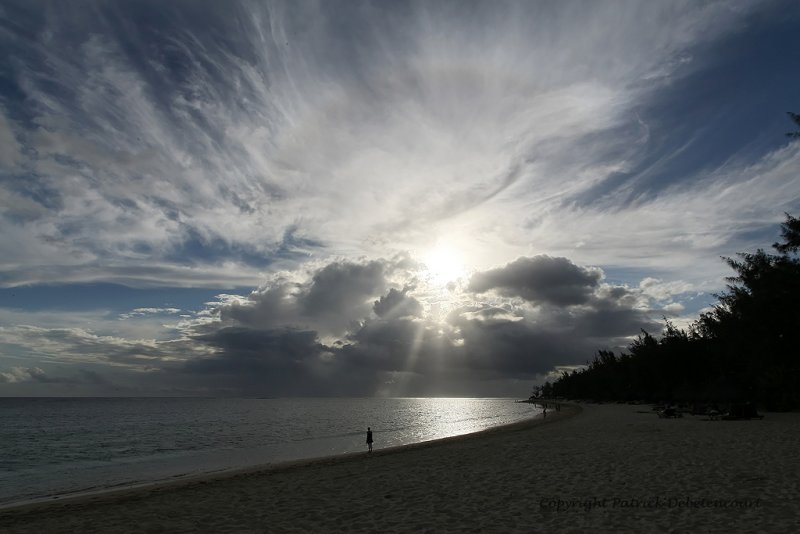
[423,245,466,285]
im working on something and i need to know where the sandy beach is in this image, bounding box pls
[1,403,798,533]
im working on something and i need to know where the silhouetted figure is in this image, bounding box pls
[366,427,373,452]
[542,405,547,418]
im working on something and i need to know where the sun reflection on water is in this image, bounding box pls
[383,397,538,445]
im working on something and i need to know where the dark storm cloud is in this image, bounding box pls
[220,283,300,329]
[182,326,382,397]
[0,253,671,395]
[220,258,391,336]
[159,255,659,395]
[571,307,657,339]
[185,327,323,386]
[468,256,602,306]
[451,311,582,375]
[373,287,422,319]
[339,317,435,372]
[192,327,320,362]
[302,261,387,327]
[26,366,77,384]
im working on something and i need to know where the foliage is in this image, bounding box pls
[546,214,800,411]
[787,112,800,139]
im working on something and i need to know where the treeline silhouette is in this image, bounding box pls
[543,214,800,411]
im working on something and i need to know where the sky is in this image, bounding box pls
[1,0,799,397]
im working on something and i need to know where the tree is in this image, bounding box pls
[787,112,800,139]
[548,213,800,410]
[545,111,800,409]
[774,213,800,254]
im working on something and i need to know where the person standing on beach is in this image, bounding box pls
[366,427,373,452]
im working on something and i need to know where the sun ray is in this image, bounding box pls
[390,319,426,396]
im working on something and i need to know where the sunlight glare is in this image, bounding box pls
[423,245,466,285]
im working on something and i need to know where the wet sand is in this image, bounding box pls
[1,403,797,533]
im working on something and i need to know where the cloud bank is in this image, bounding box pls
[0,255,671,396]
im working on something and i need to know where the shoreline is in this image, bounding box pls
[0,404,575,514]
[3,403,797,533]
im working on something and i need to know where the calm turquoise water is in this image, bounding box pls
[0,397,540,506]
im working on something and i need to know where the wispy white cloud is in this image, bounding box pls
[0,107,23,168]
[0,0,781,291]
[0,366,30,383]
[522,142,800,286]
[0,324,210,367]
[118,307,181,320]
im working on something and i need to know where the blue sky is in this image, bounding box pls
[1,0,799,396]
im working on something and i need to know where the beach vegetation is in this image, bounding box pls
[547,213,800,411]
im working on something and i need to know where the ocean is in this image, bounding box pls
[0,397,541,507]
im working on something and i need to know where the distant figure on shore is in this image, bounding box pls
[366,427,373,452]
[543,405,547,418]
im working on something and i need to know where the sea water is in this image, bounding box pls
[0,397,541,507]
